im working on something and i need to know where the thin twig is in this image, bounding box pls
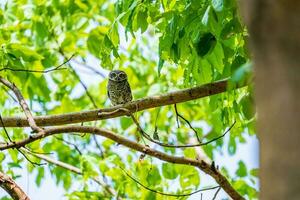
[120,166,220,197]
[58,50,98,108]
[1,114,44,166]
[126,107,236,148]
[212,186,221,200]
[58,48,109,184]
[174,104,202,143]
[69,64,98,108]
[54,136,82,155]
[61,50,104,158]
[174,104,180,128]
[2,87,18,103]
[18,149,47,166]
[0,113,12,142]
[0,54,74,73]
[0,117,47,166]
[93,134,104,159]
[22,147,53,155]
[72,59,106,78]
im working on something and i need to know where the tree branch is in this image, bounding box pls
[0,171,30,200]
[174,104,201,143]
[0,79,245,127]
[128,109,235,148]
[0,76,44,133]
[0,54,74,73]
[212,186,221,200]
[0,125,244,199]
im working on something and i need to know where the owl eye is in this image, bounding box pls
[118,73,126,79]
[110,72,117,78]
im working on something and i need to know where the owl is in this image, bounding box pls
[107,70,133,106]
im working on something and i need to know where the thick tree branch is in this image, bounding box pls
[0,79,246,127]
[0,126,244,199]
[0,171,30,200]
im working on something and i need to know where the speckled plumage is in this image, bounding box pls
[107,70,132,106]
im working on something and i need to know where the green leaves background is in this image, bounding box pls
[0,0,257,199]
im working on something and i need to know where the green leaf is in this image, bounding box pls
[183,148,197,158]
[80,155,99,180]
[157,58,165,76]
[120,117,132,130]
[146,165,161,185]
[162,163,178,179]
[36,167,44,187]
[0,153,5,163]
[250,168,259,177]
[220,18,243,39]
[8,162,22,169]
[153,130,160,140]
[236,160,247,177]
[240,94,255,120]
[135,9,148,33]
[8,149,19,163]
[231,62,252,88]
[231,55,247,72]
[207,42,224,74]
[109,23,120,47]
[6,43,44,62]
[228,136,236,155]
[87,32,102,57]
[199,59,213,84]
[178,28,185,38]
[34,21,48,45]
[178,166,200,189]
[194,33,217,57]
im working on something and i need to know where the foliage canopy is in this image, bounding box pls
[0,0,257,199]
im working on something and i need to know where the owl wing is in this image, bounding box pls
[126,82,133,101]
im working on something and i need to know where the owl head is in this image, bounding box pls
[108,70,128,82]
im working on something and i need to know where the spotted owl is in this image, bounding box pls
[107,70,133,106]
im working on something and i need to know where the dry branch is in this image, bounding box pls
[0,79,245,127]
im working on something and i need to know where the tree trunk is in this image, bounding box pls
[240,0,300,199]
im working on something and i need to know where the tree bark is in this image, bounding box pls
[0,79,245,127]
[0,171,30,200]
[240,0,300,199]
